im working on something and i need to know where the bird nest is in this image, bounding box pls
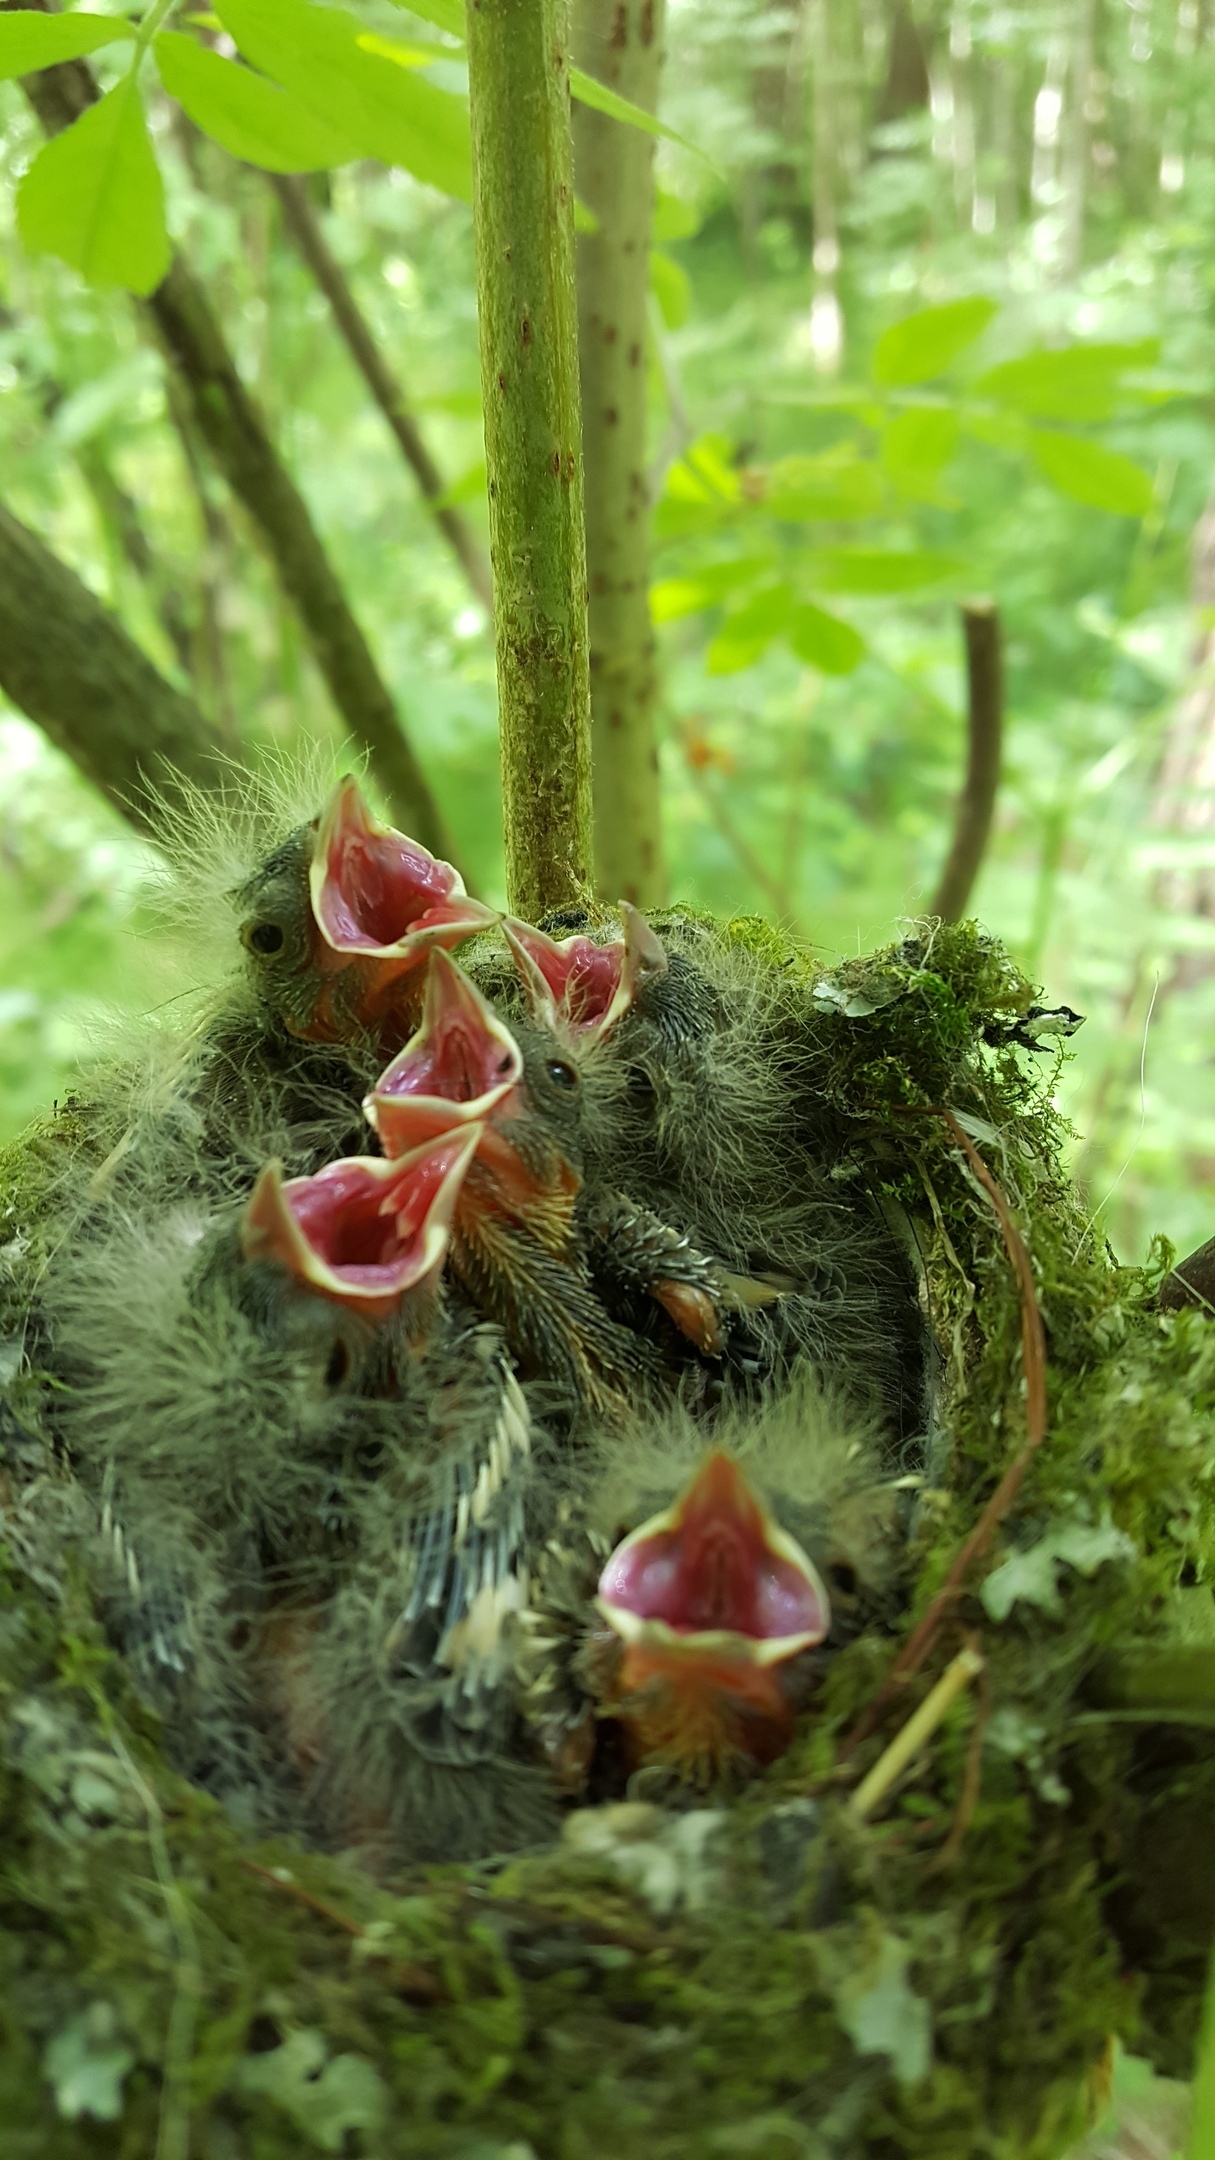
[2,908,1214,2159]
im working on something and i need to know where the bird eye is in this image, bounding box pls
[828,1561,858,1597]
[545,1058,578,1090]
[244,919,286,957]
[324,1339,351,1389]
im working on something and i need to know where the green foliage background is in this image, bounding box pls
[2,0,1215,1282]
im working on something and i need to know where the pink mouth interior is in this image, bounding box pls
[530,935,623,1028]
[598,1458,827,1642]
[289,1152,452,1287]
[318,826,455,950]
[377,1013,516,1105]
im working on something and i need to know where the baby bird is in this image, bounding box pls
[515,1367,900,1793]
[365,951,663,1408]
[496,909,926,1442]
[234,773,498,1047]
[503,903,669,1044]
[279,1316,564,1867]
[38,1118,489,1820]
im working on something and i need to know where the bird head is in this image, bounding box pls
[240,1124,482,1323]
[235,775,498,1044]
[516,1371,897,1789]
[504,904,668,1044]
[364,952,585,1241]
[589,1449,830,1779]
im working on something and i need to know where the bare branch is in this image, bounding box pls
[930,600,1004,923]
[0,497,229,831]
[270,174,494,616]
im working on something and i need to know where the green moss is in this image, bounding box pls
[2,919,1213,2155]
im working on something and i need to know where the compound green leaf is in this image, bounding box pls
[873,297,997,387]
[789,601,865,673]
[978,340,1162,422]
[387,0,465,37]
[881,407,959,503]
[214,0,472,199]
[764,451,884,522]
[1031,430,1155,517]
[0,10,133,78]
[809,547,964,595]
[650,557,772,621]
[154,33,358,171]
[17,78,170,296]
[706,583,792,673]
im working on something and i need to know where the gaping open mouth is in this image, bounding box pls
[596,1450,830,1667]
[240,1125,482,1319]
[363,951,524,1156]
[505,902,667,1040]
[309,776,498,960]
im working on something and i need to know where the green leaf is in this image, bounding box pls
[568,64,708,162]
[650,249,690,330]
[982,1514,1136,1622]
[17,78,170,296]
[789,600,865,673]
[214,0,472,199]
[977,340,1162,422]
[881,408,959,503]
[44,2006,135,2125]
[808,547,964,595]
[0,10,134,78]
[154,33,358,172]
[1030,430,1155,517]
[763,450,884,522]
[872,297,997,387]
[653,187,699,241]
[651,558,772,622]
[706,583,792,673]
[387,0,465,37]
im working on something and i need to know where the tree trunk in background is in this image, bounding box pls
[0,500,230,832]
[876,0,930,124]
[1060,0,1097,278]
[1150,493,1215,988]
[572,0,668,909]
[465,0,594,921]
[12,12,460,869]
[807,0,843,372]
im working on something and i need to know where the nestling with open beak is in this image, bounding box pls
[486,907,927,1441]
[38,1113,488,1818]
[234,774,498,1048]
[515,1367,900,1792]
[364,951,662,1407]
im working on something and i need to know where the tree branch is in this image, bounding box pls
[0,497,229,831]
[572,0,668,908]
[465,0,594,919]
[269,174,493,617]
[13,17,460,867]
[930,599,1003,923]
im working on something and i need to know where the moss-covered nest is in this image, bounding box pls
[3,916,1214,2158]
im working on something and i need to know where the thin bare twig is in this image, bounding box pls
[238,1858,445,2003]
[270,175,493,615]
[926,1654,993,1872]
[931,600,1003,922]
[841,1107,1047,1757]
[847,1644,984,1823]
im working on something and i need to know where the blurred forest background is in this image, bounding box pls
[2,0,1214,1274]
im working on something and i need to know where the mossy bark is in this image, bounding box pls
[0,498,228,829]
[572,0,668,908]
[466,0,594,921]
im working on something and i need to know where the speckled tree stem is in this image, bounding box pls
[572,0,668,908]
[466,0,594,921]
